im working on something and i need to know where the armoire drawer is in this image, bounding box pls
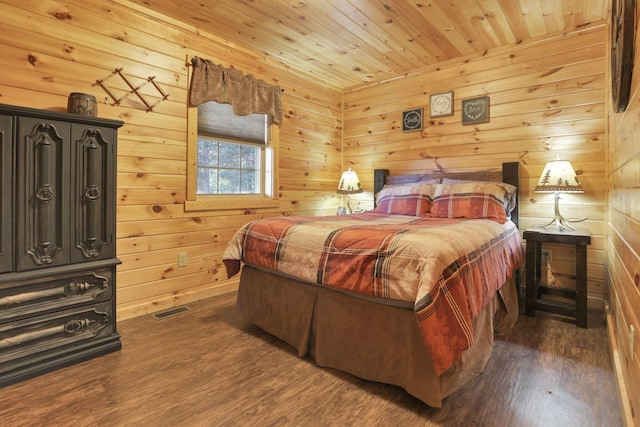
[0,301,119,378]
[0,267,114,324]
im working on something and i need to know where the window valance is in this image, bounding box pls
[189,57,283,126]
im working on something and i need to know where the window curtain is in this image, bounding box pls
[189,57,283,126]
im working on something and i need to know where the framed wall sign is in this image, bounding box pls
[430,91,454,118]
[402,108,423,132]
[461,96,490,125]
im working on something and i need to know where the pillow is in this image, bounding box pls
[431,181,517,223]
[374,183,437,216]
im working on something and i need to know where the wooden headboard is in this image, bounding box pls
[373,162,520,228]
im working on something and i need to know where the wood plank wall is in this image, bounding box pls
[607,3,640,423]
[343,24,609,307]
[1,1,635,420]
[0,0,342,320]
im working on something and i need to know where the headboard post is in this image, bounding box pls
[502,162,520,229]
[373,169,389,207]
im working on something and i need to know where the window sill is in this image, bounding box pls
[184,197,279,212]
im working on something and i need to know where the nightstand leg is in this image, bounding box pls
[525,240,537,317]
[575,244,588,328]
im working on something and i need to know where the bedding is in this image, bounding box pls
[223,212,523,375]
[236,264,519,407]
[430,181,517,222]
[224,162,522,406]
[373,183,436,216]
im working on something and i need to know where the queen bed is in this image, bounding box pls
[223,162,523,407]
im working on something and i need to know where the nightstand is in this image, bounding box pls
[523,228,591,328]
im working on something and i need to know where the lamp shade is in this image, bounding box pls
[337,168,363,194]
[534,160,584,193]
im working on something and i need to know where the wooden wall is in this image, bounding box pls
[343,23,608,307]
[607,3,640,423]
[0,0,342,320]
[1,0,635,421]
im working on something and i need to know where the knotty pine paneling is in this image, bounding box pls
[1,0,633,417]
[0,0,342,320]
[124,0,610,91]
[343,24,608,309]
[607,3,640,422]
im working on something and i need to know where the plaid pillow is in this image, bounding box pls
[374,183,436,216]
[431,182,517,223]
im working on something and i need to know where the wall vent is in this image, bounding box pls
[152,306,190,320]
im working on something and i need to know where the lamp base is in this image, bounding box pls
[537,193,586,232]
[537,216,586,232]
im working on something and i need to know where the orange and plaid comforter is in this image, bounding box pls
[223,212,523,375]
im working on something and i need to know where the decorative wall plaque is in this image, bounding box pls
[402,108,423,132]
[461,96,490,125]
[430,91,454,118]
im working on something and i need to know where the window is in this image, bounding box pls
[197,139,260,195]
[186,102,278,211]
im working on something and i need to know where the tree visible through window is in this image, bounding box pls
[195,101,269,196]
[197,139,260,194]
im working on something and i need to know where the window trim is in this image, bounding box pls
[185,106,279,212]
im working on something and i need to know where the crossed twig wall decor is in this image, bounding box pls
[94,68,169,112]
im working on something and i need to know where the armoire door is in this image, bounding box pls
[70,125,117,263]
[15,117,70,271]
[0,114,13,273]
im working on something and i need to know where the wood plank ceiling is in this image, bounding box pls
[133,0,610,90]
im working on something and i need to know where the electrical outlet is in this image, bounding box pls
[178,252,187,267]
[631,325,635,361]
[542,249,552,265]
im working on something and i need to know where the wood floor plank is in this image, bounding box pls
[0,292,623,426]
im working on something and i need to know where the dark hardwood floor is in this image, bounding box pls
[0,291,622,426]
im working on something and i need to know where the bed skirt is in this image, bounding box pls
[236,264,519,407]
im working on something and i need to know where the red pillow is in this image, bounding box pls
[431,182,517,223]
[374,183,436,216]
[374,193,432,216]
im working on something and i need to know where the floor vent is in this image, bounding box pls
[152,306,190,320]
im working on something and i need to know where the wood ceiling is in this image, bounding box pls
[134,0,610,90]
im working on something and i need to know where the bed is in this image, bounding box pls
[223,162,523,407]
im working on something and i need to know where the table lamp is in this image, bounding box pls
[337,168,363,214]
[534,159,586,231]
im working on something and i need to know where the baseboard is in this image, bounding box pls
[117,280,239,321]
[587,294,606,310]
[607,312,635,427]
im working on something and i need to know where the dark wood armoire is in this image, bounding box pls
[0,103,123,387]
